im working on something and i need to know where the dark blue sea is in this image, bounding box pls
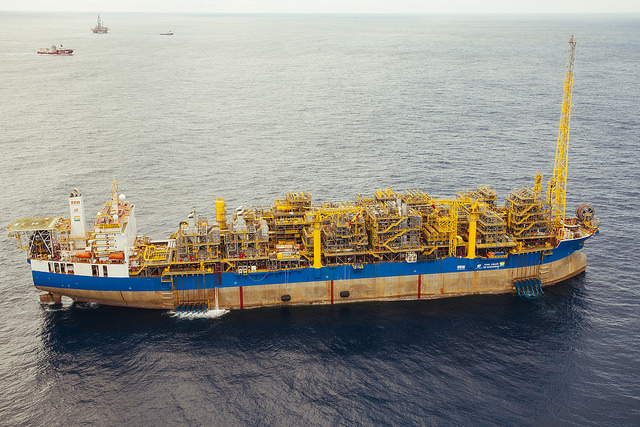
[1,12,639,425]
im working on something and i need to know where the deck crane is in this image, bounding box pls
[548,35,577,233]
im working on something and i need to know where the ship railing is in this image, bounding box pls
[509,220,552,236]
[372,243,425,254]
[477,216,506,227]
[508,210,551,225]
[476,240,518,250]
[421,247,437,257]
[160,267,209,276]
[510,243,552,255]
[376,229,418,247]
[7,232,29,250]
[129,266,147,276]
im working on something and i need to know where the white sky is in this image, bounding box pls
[1,0,639,14]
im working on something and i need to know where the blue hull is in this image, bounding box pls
[32,236,590,309]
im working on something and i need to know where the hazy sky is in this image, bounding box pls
[2,0,639,14]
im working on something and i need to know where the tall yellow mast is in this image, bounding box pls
[548,35,577,232]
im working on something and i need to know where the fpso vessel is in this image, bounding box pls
[7,36,599,311]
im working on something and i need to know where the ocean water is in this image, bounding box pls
[0,12,639,425]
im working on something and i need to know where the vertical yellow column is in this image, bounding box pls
[467,217,477,259]
[216,197,226,230]
[313,220,322,269]
[467,201,478,259]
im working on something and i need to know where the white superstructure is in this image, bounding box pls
[69,188,86,249]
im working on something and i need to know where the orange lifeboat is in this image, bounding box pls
[76,251,91,259]
[109,252,125,260]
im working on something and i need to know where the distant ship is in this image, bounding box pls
[160,30,174,36]
[92,15,108,34]
[37,45,73,55]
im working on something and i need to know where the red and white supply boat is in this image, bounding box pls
[37,45,74,55]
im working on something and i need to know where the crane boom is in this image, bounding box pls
[549,35,577,232]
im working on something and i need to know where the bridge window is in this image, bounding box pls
[48,262,53,272]
[60,264,65,273]
[67,264,74,275]
[92,265,98,277]
[103,266,108,277]
[54,263,60,273]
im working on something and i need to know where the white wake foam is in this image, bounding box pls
[170,308,230,319]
